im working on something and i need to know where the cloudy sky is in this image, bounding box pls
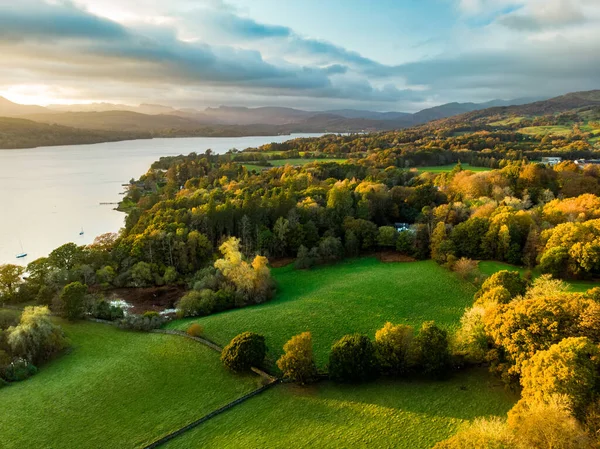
[1,0,599,111]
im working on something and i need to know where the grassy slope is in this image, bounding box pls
[169,259,476,368]
[164,369,517,449]
[478,261,599,293]
[416,164,490,173]
[0,320,261,449]
[243,158,347,171]
[489,116,525,126]
[518,125,572,136]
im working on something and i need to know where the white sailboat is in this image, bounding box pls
[16,240,27,259]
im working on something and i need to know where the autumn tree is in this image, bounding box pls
[519,337,600,418]
[484,276,597,377]
[215,237,274,303]
[507,396,593,449]
[374,322,414,376]
[277,332,318,384]
[480,270,528,299]
[7,306,68,365]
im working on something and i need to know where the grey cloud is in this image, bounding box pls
[497,0,587,31]
[197,9,292,39]
[0,1,128,41]
[393,41,600,100]
[184,7,392,76]
[0,1,419,105]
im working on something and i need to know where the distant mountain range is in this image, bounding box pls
[454,90,600,122]
[3,90,600,149]
[0,95,543,134]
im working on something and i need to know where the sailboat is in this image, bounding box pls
[16,240,27,259]
[79,227,84,236]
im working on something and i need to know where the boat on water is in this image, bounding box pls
[16,240,27,259]
[79,227,84,236]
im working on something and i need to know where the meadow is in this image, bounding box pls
[518,125,572,136]
[163,369,517,449]
[169,258,476,368]
[489,116,525,126]
[242,158,347,171]
[478,261,599,292]
[415,164,489,173]
[0,319,262,449]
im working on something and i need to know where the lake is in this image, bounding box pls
[0,134,324,265]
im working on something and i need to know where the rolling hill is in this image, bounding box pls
[6,90,600,149]
[0,96,52,117]
[0,117,149,149]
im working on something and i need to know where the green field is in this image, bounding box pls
[0,320,261,448]
[518,125,572,136]
[242,150,285,156]
[164,369,517,449]
[416,164,490,173]
[243,158,347,171]
[489,116,525,126]
[478,261,599,293]
[169,258,476,368]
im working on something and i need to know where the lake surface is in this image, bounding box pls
[0,134,324,265]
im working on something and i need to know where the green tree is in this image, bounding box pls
[130,261,153,287]
[0,264,25,303]
[96,265,116,285]
[413,321,451,378]
[376,226,398,248]
[48,242,83,271]
[344,230,360,257]
[221,332,266,372]
[295,245,314,269]
[59,282,87,320]
[176,289,215,318]
[430,222,451,264]
[329,334,378,382]
[163,266,178,284]
[396,230,415,255]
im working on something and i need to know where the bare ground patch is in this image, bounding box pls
[102,286,185,314]
[373,251,417,263]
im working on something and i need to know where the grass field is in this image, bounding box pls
[243,158,347,171]
[0,320,261,449]
[478,261,599,293]
[163,369,517,449]
[169,258,476,368]
[518,125,572,136]
[489,116,525,126]
[416,164,490,173]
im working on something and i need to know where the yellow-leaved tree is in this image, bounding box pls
[215,237,274,304]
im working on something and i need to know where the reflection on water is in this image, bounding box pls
[0,134,323,264]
